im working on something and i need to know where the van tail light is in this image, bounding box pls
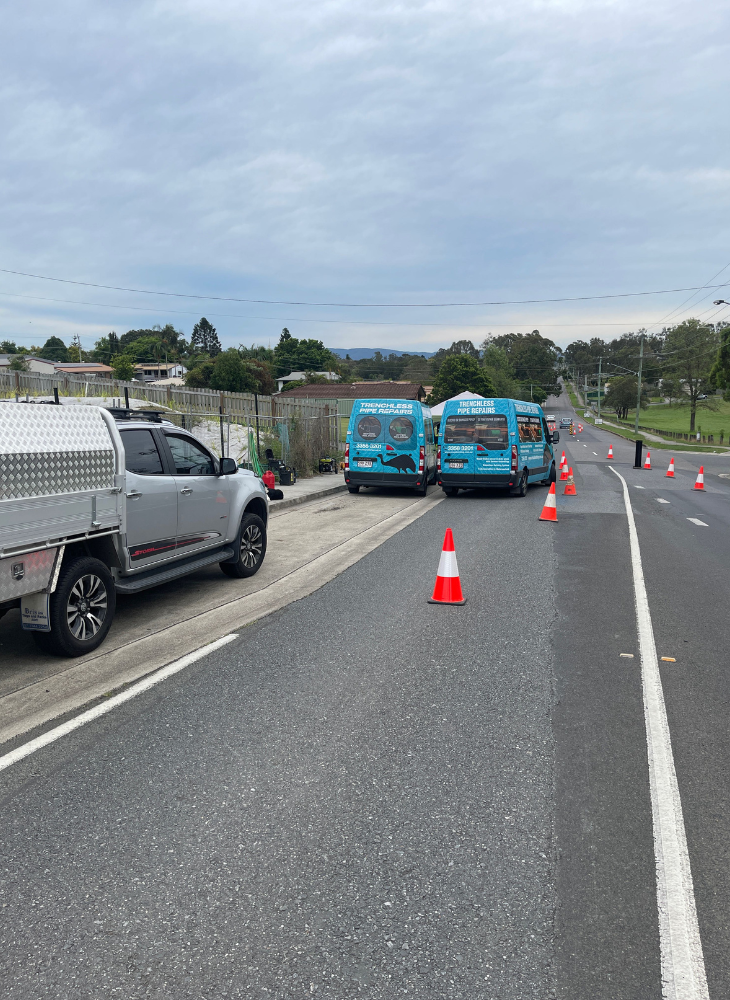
[345,443,350,471]
[511,444,518,474]
[418,446,425,473]
[437,446,441,473]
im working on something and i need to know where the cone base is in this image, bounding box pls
[666,472,674,477]
[428,597,467,605]
[693,485,705,491]
[563,486,577,495]
[539,510,558,522]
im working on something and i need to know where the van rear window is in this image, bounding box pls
[443,414,508,448]
[356,415,381,439]
[389,416,414,441]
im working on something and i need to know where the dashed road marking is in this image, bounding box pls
[593,451,598,456]
[687,517,708,527]
[661,657,676,662]
[634,485,646,489]
[656,498,671,504]
[610,466,709,998]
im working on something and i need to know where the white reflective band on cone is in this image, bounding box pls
[436,550,459,578]
[544,492,556,508]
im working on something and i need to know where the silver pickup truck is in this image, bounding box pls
[0,403,268,657]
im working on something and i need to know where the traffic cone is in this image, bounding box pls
[644,451,651,470]
[428,528,466,605]
[560,461,569,480]
[607,444,614,459]
[560,451,566,468]
[563,468,577,495]
[693,467,705,491]
[539,483,558,521]
[666,457,675,478]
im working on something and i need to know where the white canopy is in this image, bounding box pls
[428,390,486,418]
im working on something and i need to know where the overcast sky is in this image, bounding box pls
[1,0,728,354]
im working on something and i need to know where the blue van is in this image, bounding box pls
[437,397,559,496]
[345,398,437,495]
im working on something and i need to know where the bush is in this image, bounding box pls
[210,350,258,393]
[110,354,135,381]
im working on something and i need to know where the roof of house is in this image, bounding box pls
[276,381,425,400]
[54,362,113,373]
[0,354,54,365]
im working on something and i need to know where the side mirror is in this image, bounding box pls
[552,431,560,443]
[219,457,238,475]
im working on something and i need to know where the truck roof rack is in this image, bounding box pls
[108,407,166,423]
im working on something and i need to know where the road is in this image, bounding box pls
[1,390,729,998]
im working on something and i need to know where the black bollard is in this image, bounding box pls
[634,439,643,469]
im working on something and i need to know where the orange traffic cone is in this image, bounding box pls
[539,483,558,521]
[563,468,577,495]
[693,467,705,491]
[644,451,651,470]
[428,528,466,605]
[560,462,569,480]
[666,457,675,478]
[607,444,614,459]
[560,451,566,468]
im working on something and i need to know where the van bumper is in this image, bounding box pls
[439,472,514,488]
[344,471,424,488]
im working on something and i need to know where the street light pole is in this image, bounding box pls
[634,334,644,435]
[597,357,602,421]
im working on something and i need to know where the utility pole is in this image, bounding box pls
[634,334,645,435]
[597,357,602,421]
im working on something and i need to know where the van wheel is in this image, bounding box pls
[220,513,267,578]
[347,486,360,494]
[32,556,116,657]
[512,469,528,497]
[443,485,458,496]
[416,477,428,496]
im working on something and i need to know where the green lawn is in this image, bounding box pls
[621,399,730,439]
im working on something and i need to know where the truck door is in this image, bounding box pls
[118,428,178,567]
[163,432,231,556]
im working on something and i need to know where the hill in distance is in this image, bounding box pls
[329,347,437,360]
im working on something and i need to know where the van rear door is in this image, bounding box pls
[441,411,511,476]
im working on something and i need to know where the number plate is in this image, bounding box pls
[448,461,464,469]
[357,460,373,468]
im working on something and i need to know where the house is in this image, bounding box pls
[53,362,114,378]
[275,380,426,402]
[134,362,187,382]
[0,355,57,374]
[276,371,341,392]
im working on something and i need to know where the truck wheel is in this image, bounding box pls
[512,469,528,497]
[220,513,267,578]
[347,486,360,494]
[442,485,458,496]
[32,556,116,657]
[540,463,556,486]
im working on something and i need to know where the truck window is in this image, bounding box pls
[517,415,543,442]
[389,416,414,441]
[355,415,381,440]
[120,429,164,475]
[166,434,216,476]
[443,414,508,449]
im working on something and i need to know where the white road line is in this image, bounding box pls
[656,499,671,504]
[593,451,598,455]
[583,444,587,447]
[0,634,238,773]
[687,518,708,527]
[610,467,709,1000]
[634,485,646,489]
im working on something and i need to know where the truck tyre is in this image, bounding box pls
[220,512,267,578]
[442,485,458,496]
[32,556,116,657]
[347,486,360,494]
[511,468,528,497]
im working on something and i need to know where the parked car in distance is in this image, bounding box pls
[0,404,269,657]
[559,417,572,428]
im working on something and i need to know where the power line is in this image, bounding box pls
[1,266,729,308]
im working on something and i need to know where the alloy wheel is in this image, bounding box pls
[66,574,108,641]
[240,524,263,568]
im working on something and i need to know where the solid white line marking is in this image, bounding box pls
[687,518,708,527]
[656,498,671,504]
[609,467,709,999]
[0,634,238,773]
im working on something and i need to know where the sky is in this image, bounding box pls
[1,0,729,356]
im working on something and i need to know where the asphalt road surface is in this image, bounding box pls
[1,391,729,999]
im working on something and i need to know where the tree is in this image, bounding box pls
[8,355,29,371]
[281,380,306,392]
[209,350,258,393]
[602,376,647,420]
[185,361,215,388]
[492,331,560,397]
[273,328,337,375]
[0,340,19,353]
[92,332,120,362]
[191,318,222,357]
[480,343,520,398]
[110,354,135,381]
[243,359,276,395]
[662,319,719,431]
[709,324,730,399]
[39,336,69,362]
[429,355,495,404]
